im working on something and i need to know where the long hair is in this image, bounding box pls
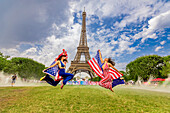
[108,58,115,66]
[57,56,62,61]
[57,55,68,62]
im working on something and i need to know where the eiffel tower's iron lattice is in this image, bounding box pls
[67,9,95,79]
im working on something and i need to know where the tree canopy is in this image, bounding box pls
[126,55,169,81]
[160,56,170,78]
[0,52,45,79]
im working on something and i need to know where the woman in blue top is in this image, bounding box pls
[40,51,74,89]
[56,55,74,89]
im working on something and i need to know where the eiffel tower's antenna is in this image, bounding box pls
[79,7,87,47]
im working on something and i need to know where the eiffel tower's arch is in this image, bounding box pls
[71,67,95,78]
[67,9,95,79]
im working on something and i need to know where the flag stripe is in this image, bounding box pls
[89,59,101,75]
[88,61,100,77]
[88,60,104,79]
[92,58,103,75]
[109,72,117,79]
[91,58,103,78]
[88,59,103,78]
[109,68,123,79]
[109,71,118,79]
[109,71,119,78]
[110,68,122,77]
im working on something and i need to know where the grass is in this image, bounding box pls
[0,85,170,113]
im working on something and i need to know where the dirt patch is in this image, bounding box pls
[12,89,27,92]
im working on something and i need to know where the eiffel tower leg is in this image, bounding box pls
[87,71,92,80]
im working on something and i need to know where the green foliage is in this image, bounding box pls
[162,55,170,61]
[0,52,10,71]
[160,55,170,77]
[92,76,101,81]
[3,60,18,74]
[119,71,129,82]
[0,52,45,79]
[0,57,7,71]
[10,57,46,79]
[126,55,164,81]
[0,52,10,59]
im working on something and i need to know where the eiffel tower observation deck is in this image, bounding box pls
[67,8,95,79]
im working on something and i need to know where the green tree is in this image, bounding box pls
[126,55,164,81]
[2,57,45,79]
[0,52,10,59]
[160,55,170,78]
[120,71,129,82]
[3,60,18,74]
[10,57,46,79]
[0,52,10,71]
[92,76,101,81]
[0,52,46,79]
[0,57,7,71]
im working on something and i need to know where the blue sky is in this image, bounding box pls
[0,0,170,72]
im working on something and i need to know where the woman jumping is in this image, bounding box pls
[40,49,74,89]
[92,50,124,92]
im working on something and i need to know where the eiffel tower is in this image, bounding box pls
[67,9,95,79]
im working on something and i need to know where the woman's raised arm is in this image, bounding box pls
[98,50,104,64]
[108,63,122,74]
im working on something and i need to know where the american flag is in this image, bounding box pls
[43,60,63,81]
[88,51,123,80]
[95,51,102,68]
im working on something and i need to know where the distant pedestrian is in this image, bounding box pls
[11,74,17,86]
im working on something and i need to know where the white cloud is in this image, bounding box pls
[160,41,166,45]
[114,1,170,28]
[0,48,20,57]
[140,31,157,43]
[111,40,118,45]
[115,62,127,71]
[155,46,163,52]
[148,10,170,30]
[114,6,153,28]
[134,27,157,42]
[24,47,37,54]
[168,34,170,40]
[127,47,136,54]
[114,40,136,56]
[120,34,130,41]
[133,10,170,43]
[71,0,160,19]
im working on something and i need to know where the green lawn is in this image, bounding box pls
[0,85,169,113]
